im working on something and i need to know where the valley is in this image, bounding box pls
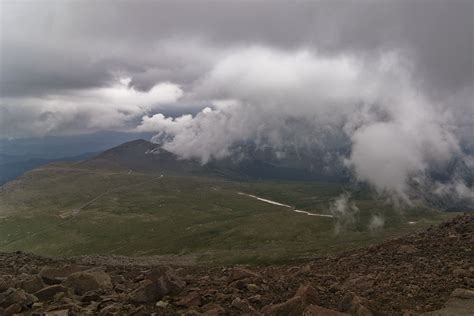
[0,140,457,264]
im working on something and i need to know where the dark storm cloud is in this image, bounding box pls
[1,0,472,96]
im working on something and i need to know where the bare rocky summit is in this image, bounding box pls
[0,214,472,315]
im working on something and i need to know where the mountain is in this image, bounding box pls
[80,139,349,182]
[81,139,204,175]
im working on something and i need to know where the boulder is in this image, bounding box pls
[128,279,168,303]
[201,302,225,315]
[39,265,85,285]
[3,303,22,316]
[231,297,255,313]
[339,292,372,316]
[342,275,375,292]
[63,270,112,295]
[155,300,169,309]
[142,268,185,295]
[161,271,186,295]
[45,310,69,316]
[17,274,45,293]
[303,304,350,316]
[452,268,470,278]
[397,245,418,255]
[80,290,102,303]
[0,288,27,307]
[24,293,39,306]
[34,284,67,301]
[231,267,261,281]
[176,291,202,307]
[263,284,322,315]
[451,288,474,299]
[97,303,124,316]
[295,284,320,305]
[263,296,304,315]
[247,283,260,292]
[0,275,14,292]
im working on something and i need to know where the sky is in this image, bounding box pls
[0,0,473,200]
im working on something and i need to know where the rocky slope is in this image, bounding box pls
[0,214,473,316]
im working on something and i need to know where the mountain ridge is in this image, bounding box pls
[77,139,349,182]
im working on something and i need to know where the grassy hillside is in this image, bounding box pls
[0,161,457,264]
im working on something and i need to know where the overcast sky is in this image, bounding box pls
[0,0,473,198]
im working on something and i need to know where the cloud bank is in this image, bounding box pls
[135,46,466,198]
[0,79,183,138]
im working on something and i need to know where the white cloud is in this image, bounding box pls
[330,193,359,233]
[368,214,385,231]
[0,79,183,137]
[138,46,464,198]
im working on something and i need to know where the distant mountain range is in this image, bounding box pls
[0,152,97,186]
[0,131,154,186]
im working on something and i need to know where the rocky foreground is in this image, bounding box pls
[1,214,473,316]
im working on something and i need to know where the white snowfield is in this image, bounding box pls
[237,192,334,218]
